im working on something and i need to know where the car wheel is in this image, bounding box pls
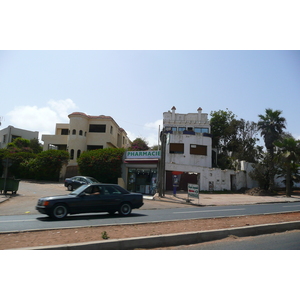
[118,203,132,216]
[51,204,68,219]
[67,184,73,191]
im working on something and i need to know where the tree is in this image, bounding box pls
[227,119,262,163]
[210,109,237,150]
[210,110,262,169]
[129,138,149,151]
[6,137,42,153]
[249,153,271,190]
[29,138,43,154]
[274,137,300,197]
[7,137,31,152]
[258,108,286,191]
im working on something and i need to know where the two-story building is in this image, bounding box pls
[42,112,131,178]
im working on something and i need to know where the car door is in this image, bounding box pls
[77,185,119,213]
[71,177,81,189]
[100,185,124,211]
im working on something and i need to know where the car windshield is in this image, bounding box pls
[69,185,89,195]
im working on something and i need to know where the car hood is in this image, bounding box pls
[39,194,77,201]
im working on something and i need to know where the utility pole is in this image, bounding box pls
[158,131,166,197]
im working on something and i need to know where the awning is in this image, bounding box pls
[172,171,183,175]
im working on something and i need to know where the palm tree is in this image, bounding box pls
[258,108,286,191]
[274,137,300,197]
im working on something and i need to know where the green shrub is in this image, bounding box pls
[18,150,69,181]
[77,148,125,183]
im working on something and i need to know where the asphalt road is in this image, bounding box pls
[163,230,300,250]
[1,202,300,233]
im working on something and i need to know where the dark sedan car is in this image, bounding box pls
[64,176,99,191]
[36,183,144,219]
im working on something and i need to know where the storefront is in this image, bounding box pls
[123,151,160,195]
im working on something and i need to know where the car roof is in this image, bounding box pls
[75,176,97,180]
[88,183,116,186]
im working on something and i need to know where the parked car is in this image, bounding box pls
[64,176,99,191]
[36,183,144,219]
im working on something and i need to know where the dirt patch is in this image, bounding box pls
[1,212,300,250]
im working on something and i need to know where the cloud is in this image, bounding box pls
[6,99,78,139]
[126,119,163,147]
[144,119,163,131]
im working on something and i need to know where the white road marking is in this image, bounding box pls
[173,208,245,214]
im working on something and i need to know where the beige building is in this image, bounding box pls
[42,112,131,177]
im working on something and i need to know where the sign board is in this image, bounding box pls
[126,151,161,159]
[188,183,199,199]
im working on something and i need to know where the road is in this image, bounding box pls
[161,230,300,250]
[1,202,300,233]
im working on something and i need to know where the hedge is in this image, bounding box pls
[77,148,125,183]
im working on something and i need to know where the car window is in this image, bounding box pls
[103,186,122,195]
[83,186,103,195]
[90,178,99,183]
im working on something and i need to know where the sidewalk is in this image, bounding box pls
[0,194,9,204]
[153,190,300,206]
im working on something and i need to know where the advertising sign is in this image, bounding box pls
[126,151,161,159]
[188,183,199,199]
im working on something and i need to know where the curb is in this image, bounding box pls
[14,220,300,250]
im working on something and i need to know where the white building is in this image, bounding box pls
[0,126,39,149]
[162,107,256,191]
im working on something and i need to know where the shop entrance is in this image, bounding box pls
[127,168,157,195]
[166,171,198,191]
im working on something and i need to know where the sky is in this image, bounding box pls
[0,1,299,149]
[1,50,299,147]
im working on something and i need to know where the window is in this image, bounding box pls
[171,127,177,132]
[103,185,123,195]
[61,129,69,135]
[110,126,113,134]
[194,127,209,133]
[3,135,6,143]
[178,127,186,132]
[170,143,184,154]
[70,149,74,159]
[190,144,207,155]
[72,129,76,135]
[77,150,81,158]
[87,145,103,151]
[79,130,83,136]
[89,124,106,133]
